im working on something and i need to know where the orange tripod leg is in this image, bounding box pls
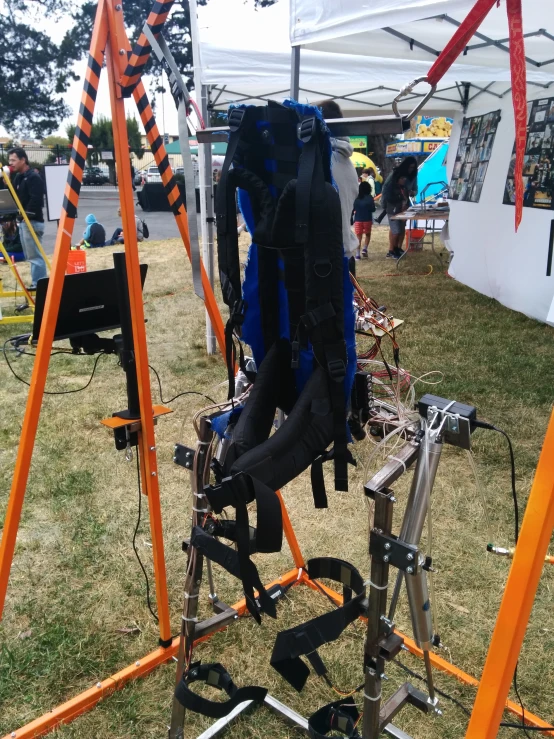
[106,0,171,643]
[131,80,226,354]
[0,0,109,621]
[466,410,554,737]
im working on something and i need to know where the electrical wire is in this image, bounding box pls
[133,451,159,623]
[3,337,107,394]
[148,363,217,405]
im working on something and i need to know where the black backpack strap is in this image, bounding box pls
[270,557,365,691]
[204,472,282,622]
[308,699,361,738]
[295,116,319,244]
[175,662,267,719]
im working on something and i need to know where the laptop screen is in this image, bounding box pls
[32,264,148,343]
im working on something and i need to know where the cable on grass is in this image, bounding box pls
[149,363,216,405]
[3,337,107,394]
[133,451,159,623]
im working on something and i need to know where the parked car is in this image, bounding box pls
[82,167,109,185]
[145,166,161,183]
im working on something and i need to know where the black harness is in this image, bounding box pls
[309,698,362,738]
[174,662,267,719]
[270,557,366,691]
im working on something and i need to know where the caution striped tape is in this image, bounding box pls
[63,52,103,218]
[134,81,184,215]
[119,0,175,97]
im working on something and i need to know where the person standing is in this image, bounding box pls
[381,157,418,259]
[318,100,359,264]
[8,147,47,288]
[352,180,375,259]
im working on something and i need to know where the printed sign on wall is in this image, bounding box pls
[504,97,554,209]
[449,110,501,203]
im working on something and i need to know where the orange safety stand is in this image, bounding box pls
[2,1,554,737]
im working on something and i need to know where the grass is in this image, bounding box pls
[0,227,553,738]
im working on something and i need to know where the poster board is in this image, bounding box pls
[503,96,554,209]
[44,164,69,222]
[449,110,501,203]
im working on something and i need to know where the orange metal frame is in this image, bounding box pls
[2,1,554,737]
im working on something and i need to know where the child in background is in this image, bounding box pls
[352,180,375,259]
[75,214,106,249]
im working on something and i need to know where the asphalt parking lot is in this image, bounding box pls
[41,189,183,254]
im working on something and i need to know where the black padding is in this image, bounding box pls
[230,365,335,492]
[270,557,365,691]
[230,340,297,464]
[175,662,267,719]
[309,698,361,738]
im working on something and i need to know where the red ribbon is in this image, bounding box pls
[507,0,527,231]
[426,0,527,231]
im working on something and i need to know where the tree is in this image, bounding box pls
[66,115,145,184]
[41,135,71,147]
[0,2,77,137]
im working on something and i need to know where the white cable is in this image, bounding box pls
[364,579,389,591]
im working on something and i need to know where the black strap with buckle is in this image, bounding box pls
[174,661,267,719]
[270,557,365,691]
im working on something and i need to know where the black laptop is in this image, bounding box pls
[32,264,148,343]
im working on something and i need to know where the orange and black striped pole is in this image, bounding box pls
[0,0,109,619]
[116,0,226,353]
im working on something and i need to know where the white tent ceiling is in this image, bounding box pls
[198,0,554,115]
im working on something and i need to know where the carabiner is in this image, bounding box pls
[392,76,438,121]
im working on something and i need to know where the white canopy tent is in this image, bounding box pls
[192,0,554,324]
[197,0,554,114]
[283,0,554,324]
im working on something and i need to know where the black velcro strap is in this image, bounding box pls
[295,117,318,244]
[310,453,330,509]
[270,557,365,691]
[308,698,361,738]
[175,662,267,719]
[301,302,336,330]
[203,473,282,622]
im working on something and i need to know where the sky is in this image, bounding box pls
[1,0,206,141]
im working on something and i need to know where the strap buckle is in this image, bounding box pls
[228,107,245,132]
[298,116,317,143]
[327,358,346,382]
[231,299,246,326]
[392,76,437,121]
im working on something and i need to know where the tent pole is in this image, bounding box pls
[290,45,300,100]
[190,0,216,355]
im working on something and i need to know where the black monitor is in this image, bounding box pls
[32,264,148,344]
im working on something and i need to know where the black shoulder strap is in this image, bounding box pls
[270,557,365,691]
[175,662,267,719]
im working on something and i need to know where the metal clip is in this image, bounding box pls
[392,76,437,121]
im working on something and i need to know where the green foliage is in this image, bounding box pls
[0,6,77,137]
[41,135,71,147]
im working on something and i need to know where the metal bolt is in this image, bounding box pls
[11,733,16,738]
[135,661,140,667]
[115,3,122,8]
[384,542,391,551]
[151,471,157,476]
[383,555,389,563]
[96,682,102,689]
[150,446,156,451]
[390,496,397,503]
[406,566,413,574]
[406,553,414,561]
[196,579,201,585]
[173,456,177,462]
[119,49,126,55]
